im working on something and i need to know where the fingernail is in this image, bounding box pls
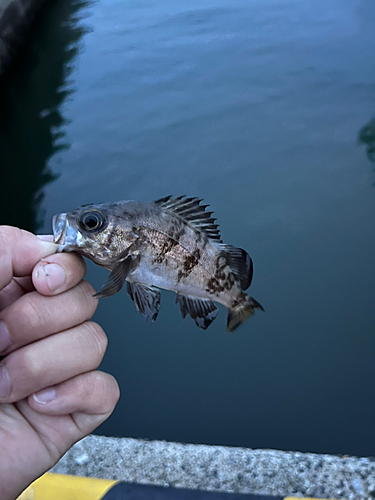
[0,364,12,399]
[33,387,57,404]
[43,263,66,291]
[0,321,10,353]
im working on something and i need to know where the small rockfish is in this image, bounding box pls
[52,196,263,332]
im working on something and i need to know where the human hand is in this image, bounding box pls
[0,226,120,500]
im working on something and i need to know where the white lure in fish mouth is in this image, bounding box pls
[52,213,82,252]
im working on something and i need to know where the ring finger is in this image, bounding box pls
[0,321,107,403]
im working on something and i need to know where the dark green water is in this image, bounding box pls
[1,0,375,456]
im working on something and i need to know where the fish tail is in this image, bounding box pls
[227,296,264,333]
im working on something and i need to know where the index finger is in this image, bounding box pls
[0,226,57,290]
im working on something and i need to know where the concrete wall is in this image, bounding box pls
[52,435,375,499]
[0,0,46,74]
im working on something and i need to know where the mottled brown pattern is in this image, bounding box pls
[177,270,184,282]
[205,277,225,295]
[145,219,201,272]
[204,253,236,295]
[152,236,178,264]
[193,248,201,260]
[176,251,200,281]
[230,291,248,309]
[214,254,228,283]
[223,272,235,291]
[214,269,226,281]
[183,254,197,272]
[105,226,115,249]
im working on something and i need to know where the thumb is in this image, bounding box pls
[0,226,57,290]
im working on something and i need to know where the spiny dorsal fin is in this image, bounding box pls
[154,195,222,242]
[175,293,218,330]
[221,244,253,291]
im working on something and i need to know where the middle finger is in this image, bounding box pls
[0,281,98,356]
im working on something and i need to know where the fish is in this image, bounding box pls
[52,196,263,332]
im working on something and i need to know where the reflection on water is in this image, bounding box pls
[0,0,90,232]
[358,117,375,165]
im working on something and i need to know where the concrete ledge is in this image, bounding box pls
[51,435,375,499]
[0,0,46,74]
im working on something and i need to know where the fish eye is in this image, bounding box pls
[78,210,106,232]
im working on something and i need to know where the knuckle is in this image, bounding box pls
[106,374,120,406]
[0,226,23,243]
[81,321,108,361]
[76,281,97,314]
[90,372,120,413]
[0,227,21,260]
[19,293,45,331]
[19,347,42,380]
[80,279,96,296]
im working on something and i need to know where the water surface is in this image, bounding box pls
[1,0,375,456]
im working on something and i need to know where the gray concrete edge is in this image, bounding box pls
[51,434,375,499]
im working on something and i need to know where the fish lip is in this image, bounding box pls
[52,213,81,252]
[52,214,66,246]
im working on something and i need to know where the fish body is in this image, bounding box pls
[52,196,263,331]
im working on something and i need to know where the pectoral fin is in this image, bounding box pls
[176,294,218,330]
[94,254,140,299]
[126,282,161,322]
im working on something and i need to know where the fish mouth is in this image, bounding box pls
[52,214,81,252]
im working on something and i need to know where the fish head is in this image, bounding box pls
[52,202,138,266]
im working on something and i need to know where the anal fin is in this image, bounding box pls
[176,294,218,330]
[127,282,161,322]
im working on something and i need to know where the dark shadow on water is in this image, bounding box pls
[0,0,91,232]
[358,116,375,185]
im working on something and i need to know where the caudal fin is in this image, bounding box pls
[227,296,264,333]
